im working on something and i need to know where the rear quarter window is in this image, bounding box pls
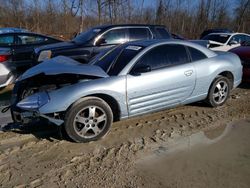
[188,47,207,62]
[129,28,152,41]
[154,27,171,39]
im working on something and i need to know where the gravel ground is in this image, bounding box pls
[0,86,249,188]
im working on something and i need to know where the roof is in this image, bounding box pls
[0,27,28,34]
[117,39,214,55]
[93,24,166,30]
[207,32,250,36]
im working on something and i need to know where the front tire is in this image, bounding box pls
[206,76,231,107]
[64,97,113,143]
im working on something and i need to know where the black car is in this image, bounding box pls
[200,28,233,39]
[34,24,171,63]
[0,31,62,71]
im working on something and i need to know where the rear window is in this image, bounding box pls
[0,35,14,46]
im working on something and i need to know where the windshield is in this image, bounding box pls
[72,28,102,44]
[91,44,144,75]
[242,41,250,46]
[202,34,231,44]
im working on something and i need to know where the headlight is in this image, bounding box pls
[38,50,52,62]
[17,92,50,110]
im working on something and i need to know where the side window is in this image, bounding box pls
[0,35,14,46]
[16,35,47,45]
[188,47,207,62]
[129,28,151,41]
[155,27,171,39]
[131,44,189,72]
[101,28,128,45]
[245,36,250,42]
[229,35,246,44]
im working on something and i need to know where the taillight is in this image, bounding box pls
[0,54,10,62]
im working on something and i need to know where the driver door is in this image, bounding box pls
[126,44,196,117]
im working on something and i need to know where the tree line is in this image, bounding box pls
[0,0,249,39]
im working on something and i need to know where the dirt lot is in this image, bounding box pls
[0,85,250,188]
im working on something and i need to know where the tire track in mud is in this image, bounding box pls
[0,88,250,187]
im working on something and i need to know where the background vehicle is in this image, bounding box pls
[0,31,62,87]
[171,33,185,40]
[230,41,250,82]
[0,31,62,71]
[0,47,14,88]
[11,40,242,142]
[0,27,28,34]
[200,28,233,39]
[202,33,250,51]
[34,24,171,64]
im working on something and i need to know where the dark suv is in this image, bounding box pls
[34,24,171,63]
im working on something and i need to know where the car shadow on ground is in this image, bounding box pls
[1,121,68,142]
[239,82,250,89]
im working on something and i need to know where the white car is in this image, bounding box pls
[203,33,250,51]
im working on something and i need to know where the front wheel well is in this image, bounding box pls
[86,94,121,122]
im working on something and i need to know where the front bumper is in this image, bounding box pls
[12,109,64,126]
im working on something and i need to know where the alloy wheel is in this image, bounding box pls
[212,80,228,105]
[73,106,107,139]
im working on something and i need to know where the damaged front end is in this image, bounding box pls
[11,56,108,126]
[14,91,64,126]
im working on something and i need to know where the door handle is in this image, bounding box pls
[184,70,193,76]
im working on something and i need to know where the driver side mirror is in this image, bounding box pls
[131,65,151,76]
[229,40,238,46]
[95,37,106,46]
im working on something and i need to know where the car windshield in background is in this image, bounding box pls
[202,34,231,43]
[92,44,144,75]
[72,28,102,43]
[242,41,250,46]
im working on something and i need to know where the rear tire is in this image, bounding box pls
[64,97,113,143]
[206,76,231,107]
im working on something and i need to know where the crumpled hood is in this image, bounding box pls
[19,56,109,81]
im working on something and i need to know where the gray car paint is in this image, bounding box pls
[17,40,242,123]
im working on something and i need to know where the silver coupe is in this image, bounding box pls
[11,40,242,142]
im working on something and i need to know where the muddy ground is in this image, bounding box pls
[0,85,250,188]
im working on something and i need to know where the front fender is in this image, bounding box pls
[38,76,128,118]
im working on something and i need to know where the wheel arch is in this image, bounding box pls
[206,70,234,99]
[66,94,121,122]
[217,71,234,89]
[88,94,121,122]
